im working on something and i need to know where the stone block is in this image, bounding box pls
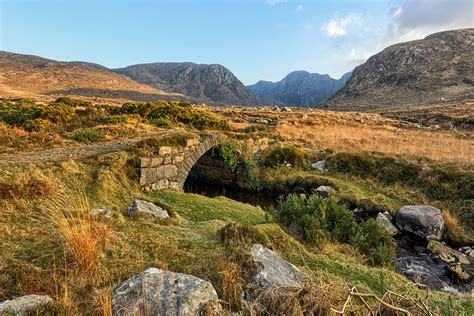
[152,179,169,190]
[169,181,181,189]
[159,146,172,156]
[140,168,156,186]
[156,165,178,180]
[163,156,172,164]
[149,157,163,167]
[174,155,184,163]
[140,158,151,168]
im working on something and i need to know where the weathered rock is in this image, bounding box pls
[428,240,471,265]
[112,268,220,315]
[395,205,444,240]
[311,160,326,172]
[249,244,310,289]
[376,212,399,236]
[459,246,474,258]
[315,185,334,198]
[90,208,113,218]
[0,295,53,315]
[128,200,169,221]
[427,241,473,281]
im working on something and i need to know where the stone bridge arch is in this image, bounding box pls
[139,134,226,191]
[139,133,268,192]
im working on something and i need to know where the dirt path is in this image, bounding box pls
[0,138,142,164]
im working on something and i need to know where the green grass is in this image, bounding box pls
[0,150,472,315]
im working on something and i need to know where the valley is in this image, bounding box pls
[0,8,473,314]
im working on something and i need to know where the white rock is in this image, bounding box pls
[128,199,169,221]
[0,295,53,315]
[112,268,220,315]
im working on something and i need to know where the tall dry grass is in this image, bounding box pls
[275,122,474,165]
[43,188,109,273]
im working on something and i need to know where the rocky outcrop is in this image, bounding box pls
[249,244,310,289]
[248,71,351,107]
[0,294,53,315]
[128,200,169,221]
[322,29,474,109]
[114,62,264,106]
[112,268,220,315]
[376,212,399,236]
[428,240,473,281]
[311,160,327,173]
[395,205,444,241]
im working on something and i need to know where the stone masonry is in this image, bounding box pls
[139,134,268,191]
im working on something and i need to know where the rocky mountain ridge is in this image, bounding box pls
[321,29,474,109]
[113,62,264,106]
[248,70,351,107]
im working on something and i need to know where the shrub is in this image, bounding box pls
[358,220,396,265]
[279,194,395,265]
[241,125,267,133]
[260,145,307,168]
[147,102,229,130]
[73,128,105,143]
[149,117,174,129]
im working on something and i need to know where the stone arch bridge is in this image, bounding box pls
[139,134,268,191]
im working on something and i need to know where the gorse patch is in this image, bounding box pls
[279,194,395,265]
[0,99,229,135]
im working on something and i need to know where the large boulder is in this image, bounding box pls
[112,268,220,315]
[395,205,444,240]
[0,294,53,315]
[127,200,169,222]
[375,212,399,236]
[249,244,310,289]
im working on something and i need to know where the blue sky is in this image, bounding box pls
[1,0,473,84]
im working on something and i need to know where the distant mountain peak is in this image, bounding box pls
[248,70,352,107]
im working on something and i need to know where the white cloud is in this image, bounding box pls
[322,14,364,38]
[296,4,304,12]
[265,0,286,5]
[384,0,474,47]
[348,47,371,66]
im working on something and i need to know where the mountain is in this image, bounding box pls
[0,51,180,101]
[321,29,474,109]
[113,62,264,106]
[247,71,352,107]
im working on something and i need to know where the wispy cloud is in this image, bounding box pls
[296,4,304,12]
[321,14,364,38]
[265,0,286,5]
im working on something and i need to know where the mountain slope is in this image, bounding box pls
[0,51,180,101]
[321,29,474,109]
[248,71,351,107]
[113,62,264,106]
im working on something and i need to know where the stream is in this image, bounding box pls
[184,177,473,295]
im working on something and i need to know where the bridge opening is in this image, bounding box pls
[183,147,275,209]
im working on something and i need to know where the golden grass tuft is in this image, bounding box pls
[43,188,109,273]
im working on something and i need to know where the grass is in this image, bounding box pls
[0,154,472,314]
[274,119,473,165]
